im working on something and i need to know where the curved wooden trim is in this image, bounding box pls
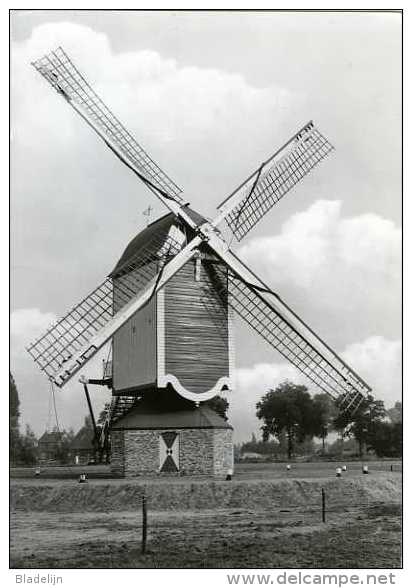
[158,373,231,401]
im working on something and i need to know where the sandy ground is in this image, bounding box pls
[10,463,402,568]
[10,503,401,568]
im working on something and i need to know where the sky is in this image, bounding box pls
[10,10,401,442]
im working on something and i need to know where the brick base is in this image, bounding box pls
[110,427,233,478]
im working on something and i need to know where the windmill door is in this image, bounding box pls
[159,431,180,473]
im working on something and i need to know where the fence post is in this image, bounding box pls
[142,494,147,555]
[322,488,326,523]
[390,464,393,472]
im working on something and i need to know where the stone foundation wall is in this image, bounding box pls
[110,427,233,478]
[213,429,234,477]
[179,429,214,475]
[124,430,159,476]
[110,430,125,477]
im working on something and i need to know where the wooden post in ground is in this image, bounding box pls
[322,488,326,523]
[142,495,147,554]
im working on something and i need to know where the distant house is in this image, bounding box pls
[71,426,95,465]
[38,431,64,464]
[240,451,265,461]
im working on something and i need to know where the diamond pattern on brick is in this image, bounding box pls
[159,431,179,473]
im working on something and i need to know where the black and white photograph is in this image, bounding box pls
[9,8,402,573]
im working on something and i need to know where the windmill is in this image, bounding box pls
[27,48,371,476]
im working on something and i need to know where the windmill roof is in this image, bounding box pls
[182,206,208,226]
[38,431,63,444]
[110,206,207,276]
[71,427,94,450]
[111,395,232,431]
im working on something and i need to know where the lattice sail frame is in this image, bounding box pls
[217,122,334,242]
[207,255,369,415]
[27,48,371,417]
[26,227,185,386]
[32,47,183,202]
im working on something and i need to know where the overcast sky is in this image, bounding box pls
[10,10,401,442]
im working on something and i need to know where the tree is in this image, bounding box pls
[311,393,338,454]
[19,425,38,465]
[205,395,229,421]
[97,402,111,426]
[10,373,21,464]
[333,394,386,457]
[256,381,315,459]
[240,433,280,456]
[54,428,75,464]
[96,403,112,463]
[387,401,402,424]
[83,415,95,434]
[368,421,402,457]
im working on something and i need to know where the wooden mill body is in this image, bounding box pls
[110,212,235,401]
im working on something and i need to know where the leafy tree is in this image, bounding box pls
[295,437,316,456]
[19,425,38,465]
[81,415,101,460]
[327,436,357,457]
[205,395,229,421]
[311,393,338,454]
[333,394,386,456]
[84,415,93,430]
[241,434,280,456]
[233,444,242,461]
[256,381,315,458]
[97,402,111,425]
[54,428,75,464]
[368,421,402,457]
[82,415,96,435]
[387,401,402,424]
[9,373,21,464]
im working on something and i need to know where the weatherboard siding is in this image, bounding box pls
[112,296,157,393]
[111,248,230,396]
[163,258,230,394]
[112,260,159,313]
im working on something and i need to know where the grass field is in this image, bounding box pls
[10,461,402,569]
[10,459,401,481]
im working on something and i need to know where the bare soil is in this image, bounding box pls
[10,504,401,568]
[10,465,402,569]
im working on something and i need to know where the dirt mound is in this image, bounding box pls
[10,475,400,513]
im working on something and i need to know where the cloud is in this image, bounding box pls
[229,335,401,443]
[10,307,111,436]
[229,362,307,442]
[11,21,302,310]
[11,307,57,342]
[10,21,302,436]
[11,308,400,442]
[11,22,299,184]
[239,199,400,289]
[238,200,401,343]
[342,336,401,407]
[10,21,400,444]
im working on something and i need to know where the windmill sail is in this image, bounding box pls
[27,228,196,387]
[228,273,367,413]
[216,122,334,241]
[32,47,183,203]
[205,241,370,414]
[27,48,372,418]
